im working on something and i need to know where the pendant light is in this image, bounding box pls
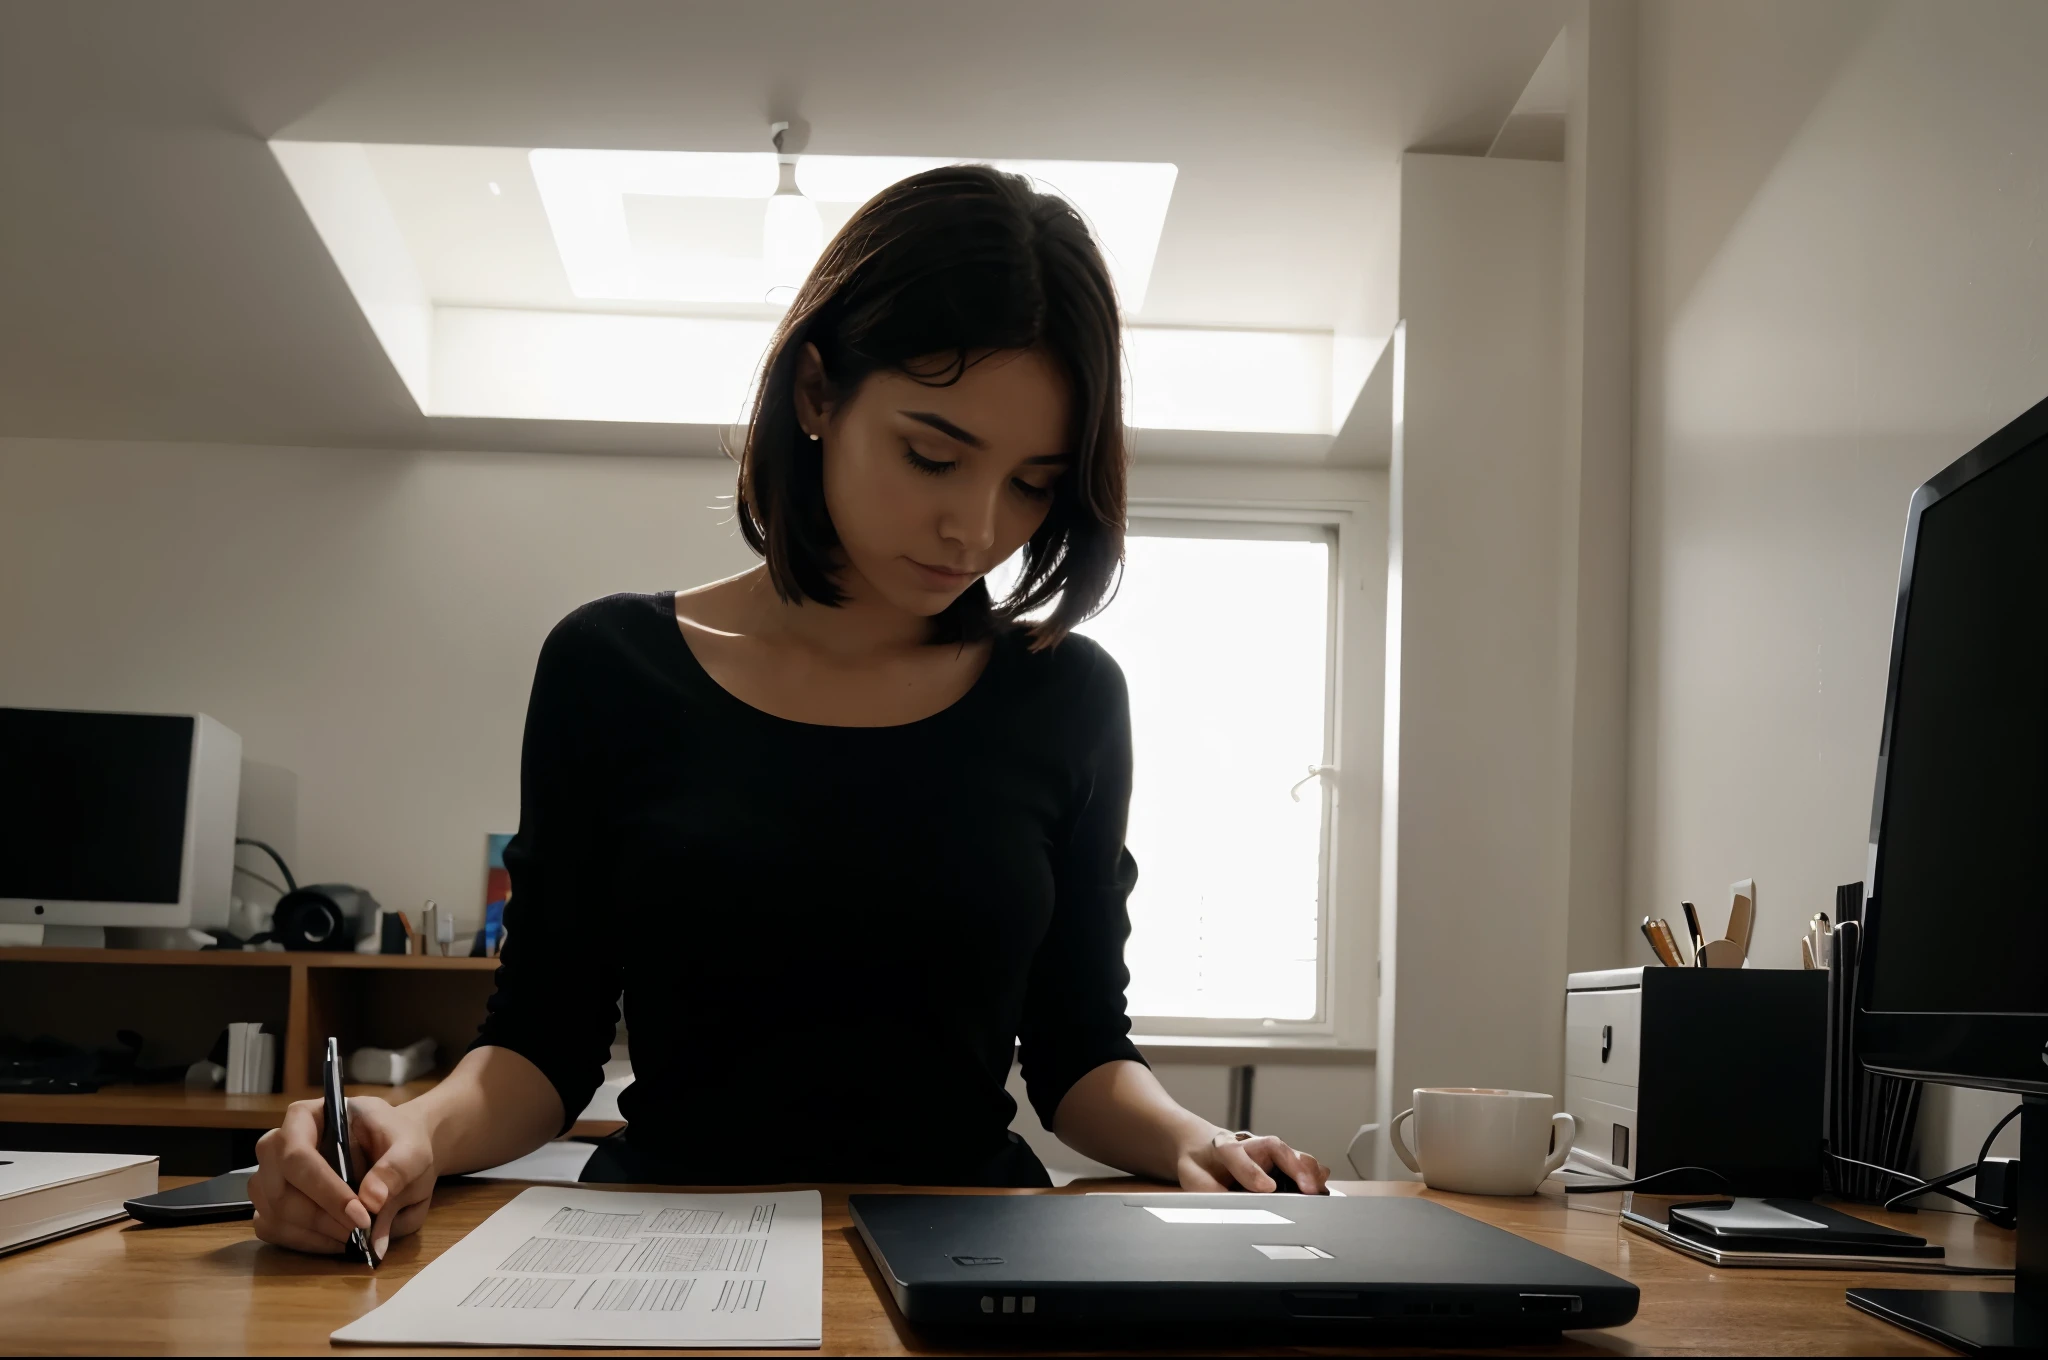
[762,121,823,297]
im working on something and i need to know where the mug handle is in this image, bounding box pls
[1542,1113,1578,1177]
[1388,1107,1421,1174]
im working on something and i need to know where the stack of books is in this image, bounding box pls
[225,1022,276,1095]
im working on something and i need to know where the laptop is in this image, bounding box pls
[849,1193,1638,1336]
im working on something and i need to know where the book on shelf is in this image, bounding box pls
[225,1022,275,1095]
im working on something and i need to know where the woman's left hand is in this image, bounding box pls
[1176,1129,1330,1194]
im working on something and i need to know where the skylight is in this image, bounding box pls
[271,139,1348,438]
[528,149,1177,310]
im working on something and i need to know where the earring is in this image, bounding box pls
[808,432,820,441]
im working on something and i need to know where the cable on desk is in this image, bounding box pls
[1563,1166,1732,1194]
[1832,1148,2017,1228]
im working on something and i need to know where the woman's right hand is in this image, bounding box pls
[251,1095,437,1259]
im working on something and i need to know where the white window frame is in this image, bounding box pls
[1112,505,1350,1040]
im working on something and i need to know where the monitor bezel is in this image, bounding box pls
[0,708,239,931]
[1859,392,2048,1095]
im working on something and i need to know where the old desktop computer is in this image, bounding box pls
[0,707,241,948]
[1848,393,2048,1353]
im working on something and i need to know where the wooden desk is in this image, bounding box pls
[0,1178,2013,1355]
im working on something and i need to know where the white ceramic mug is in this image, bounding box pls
[1388,1088,1575,1196]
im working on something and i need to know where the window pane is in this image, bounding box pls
[1076,528,1330,1021]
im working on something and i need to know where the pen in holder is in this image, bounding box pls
[1821,882,1923,1204]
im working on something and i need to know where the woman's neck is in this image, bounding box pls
[745,563,937,659]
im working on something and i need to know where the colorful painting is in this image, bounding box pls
[481,833,513,952]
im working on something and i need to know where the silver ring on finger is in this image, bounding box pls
[1212,1129,1257,1148]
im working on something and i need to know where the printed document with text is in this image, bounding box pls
[331,1187,821,1348]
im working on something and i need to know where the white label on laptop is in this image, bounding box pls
[1252,1244,1333,1260]
[1144,1207,1293,1225]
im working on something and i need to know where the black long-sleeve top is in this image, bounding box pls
[474,592,1145,1187]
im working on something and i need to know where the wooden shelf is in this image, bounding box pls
[0,945,624,1147]
[0,946,498,970]
[4,947,623,1176]
[0,1076,622,1138]
[0,1076,443,1129]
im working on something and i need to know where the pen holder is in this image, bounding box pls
[1564,966,1828,1196]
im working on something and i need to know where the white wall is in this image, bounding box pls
[0,436,1382,1173]
[1631,0,2048,1184]
[0,437,755,920]
[1374,153,1571,1174]
[1556,0,1636,976]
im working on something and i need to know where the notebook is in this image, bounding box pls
[1618,1197,2009,1274]
[1666,1197,1931,1250]
[0,1151,158,1255]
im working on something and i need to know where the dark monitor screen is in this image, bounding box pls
[1866,436,2048,1016]
[0,709,194,904]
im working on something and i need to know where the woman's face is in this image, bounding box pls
[801,346,1071,619]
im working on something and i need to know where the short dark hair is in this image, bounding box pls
[733,163,1126,648]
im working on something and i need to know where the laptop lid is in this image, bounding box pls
[849,1193,1638,1331]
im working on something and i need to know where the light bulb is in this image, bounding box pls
[763,191,823,296]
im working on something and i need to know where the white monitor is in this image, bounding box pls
[0,708,241,938]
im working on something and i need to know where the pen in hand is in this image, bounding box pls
[323,1036,379,1269]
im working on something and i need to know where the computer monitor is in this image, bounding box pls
[1849,394,2048,1352]
[0,708,241,943]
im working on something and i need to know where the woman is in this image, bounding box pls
[252,165,1328,1259]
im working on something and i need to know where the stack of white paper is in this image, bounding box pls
[467,1141,599,1185]
[331,1187,821,1349]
